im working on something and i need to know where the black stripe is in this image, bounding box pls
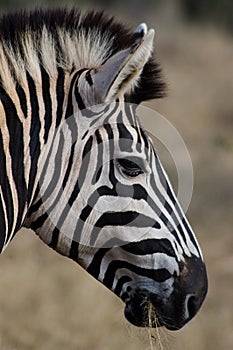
[64,70,85,120]
[92,130,103,184]
[117,112,133,152]
[71,68,88,111]
[132,184,148,200]
[104,123,114,140]
[92,164,102,185]
[62,115,78,189]
[80,204,92,222]
[74,85,86,110]
[95,129,103,144]
[71,218,85,253]
[136,125,142,153]
[87,248,110,277]
[56,67,65,127]
[104,124,117,187]
[81,130,88,140]
[49,226,60,249]
[69,240,79,260]
[103,261,172,289]
[150,161,174,218]
[182,217,201,255]
[30,211,49,231]
[85,70,93,86]
[16,82,28,118]
[95,211,161,228]
[27,72,41,203]
[67,175,81,208]
[140,127,150,159]
[121,238,175,256]
[164,200,173,215]
[62,142,76,189]
[65,137,92,206]
[49,211,65,248]
[153,152,176,206]
[41,65,52,143]
[165,180,177,206]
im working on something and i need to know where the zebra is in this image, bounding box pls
[0,8,207,331]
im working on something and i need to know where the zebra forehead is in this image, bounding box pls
[85,102,151,150]
[0,8,166,103]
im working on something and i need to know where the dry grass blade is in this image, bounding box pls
[147,302,155,350]
[146,301,164,350]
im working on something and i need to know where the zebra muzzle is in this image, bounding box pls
[123,258,208,330]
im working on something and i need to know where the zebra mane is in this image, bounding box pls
[0,8,166,103]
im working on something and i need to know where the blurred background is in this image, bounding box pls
[0,1,232,349]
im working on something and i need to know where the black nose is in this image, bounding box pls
[124,256,208,330]
[156,256,208,330]
[175,256,208,327]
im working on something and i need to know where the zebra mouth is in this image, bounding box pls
[123,290,183,331]
[124,294,165,329]
[124,297,182,330]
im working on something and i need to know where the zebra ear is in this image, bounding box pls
[92,26,155,103]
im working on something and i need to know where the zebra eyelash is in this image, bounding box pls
[116,157,145,177]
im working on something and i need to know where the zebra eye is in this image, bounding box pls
[117,158,144,177]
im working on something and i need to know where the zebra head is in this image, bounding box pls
[26,17,207,330]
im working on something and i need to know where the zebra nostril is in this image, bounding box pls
[186,294,198,320]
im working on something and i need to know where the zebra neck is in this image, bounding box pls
[0,64,71,252]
